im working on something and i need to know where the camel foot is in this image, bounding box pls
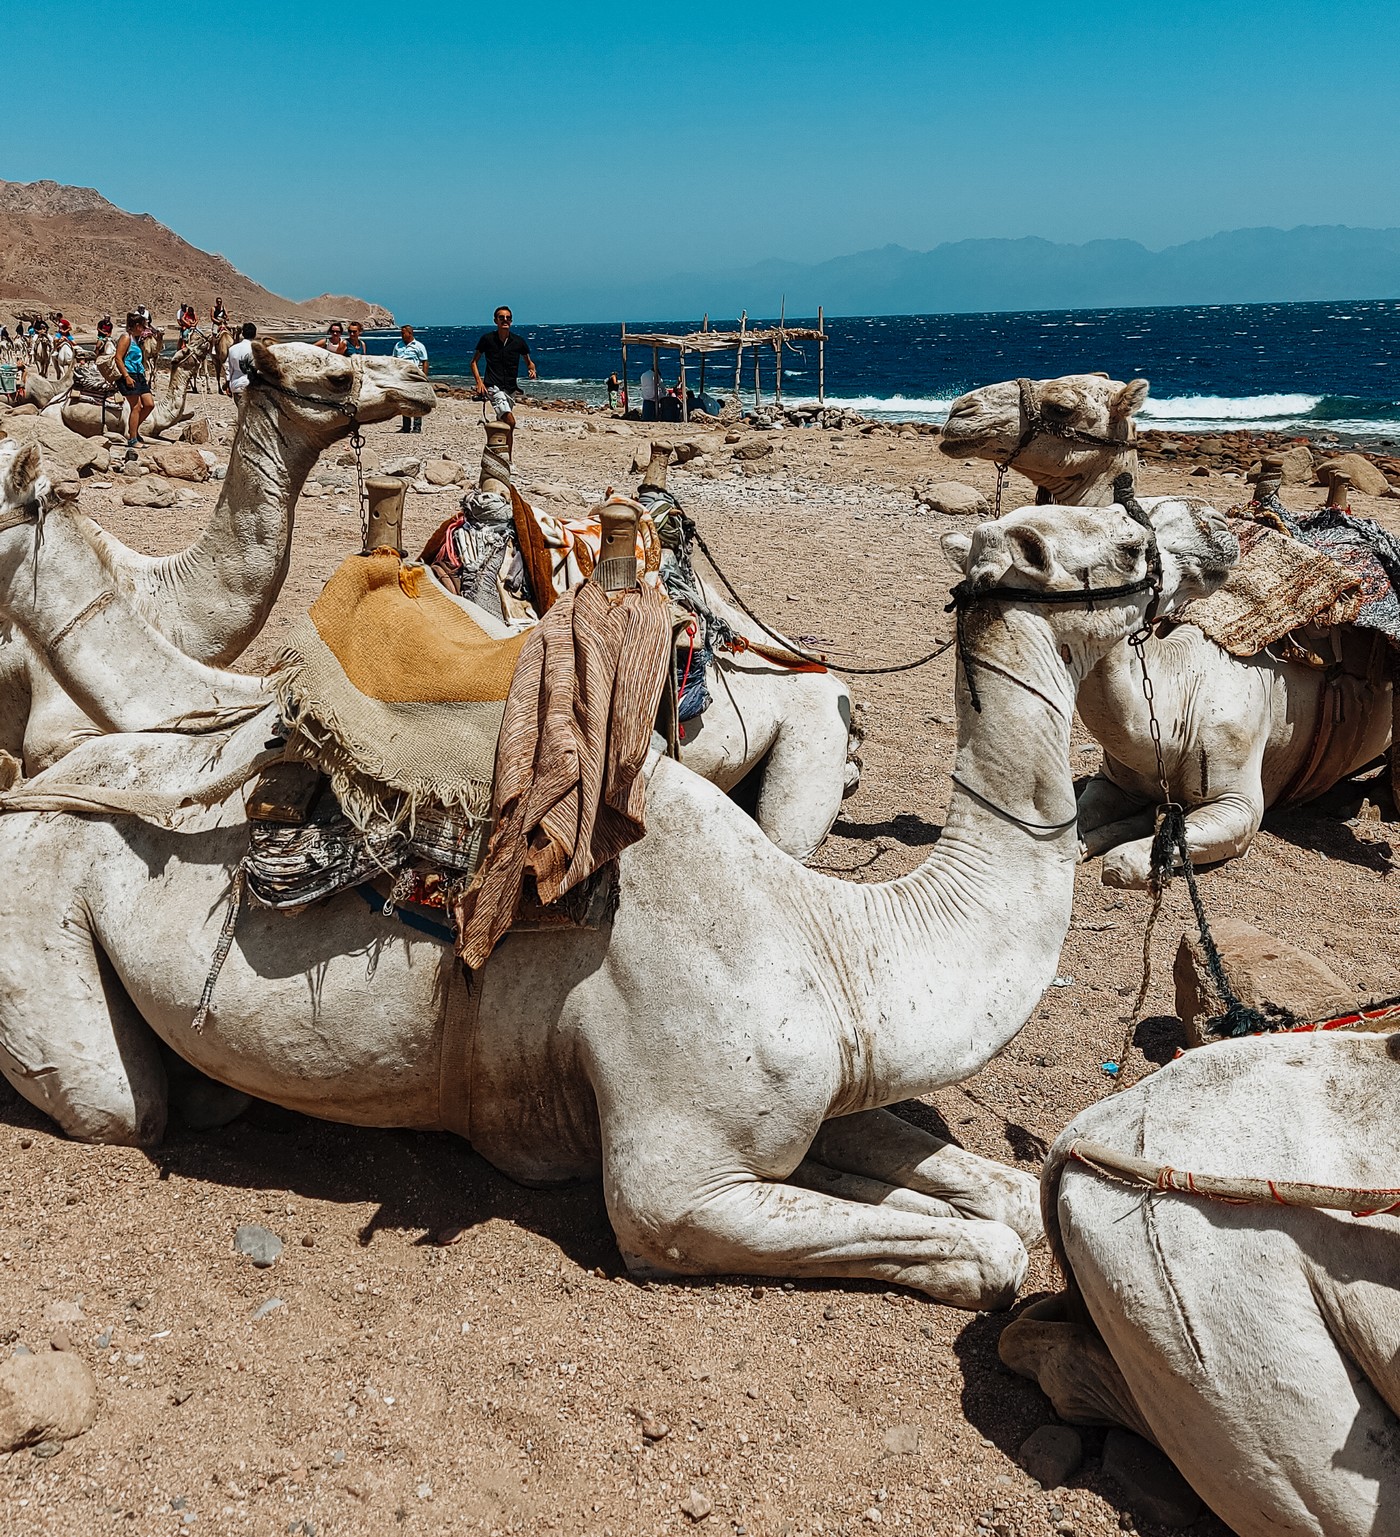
[1101,839,1153,889]
[998,1294,1156,1442]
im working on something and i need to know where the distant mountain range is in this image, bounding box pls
[0,179,393,329]
[540,225,1400,323]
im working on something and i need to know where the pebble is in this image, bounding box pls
[250,1298,285,1322]
[882,1423,919,1456]
[234,1225,283,1269]
[640,1415,669,1441]
[1017,1425,1083,1488]
[679,1487,712,1521]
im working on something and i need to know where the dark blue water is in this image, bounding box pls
[360,301,1400,438]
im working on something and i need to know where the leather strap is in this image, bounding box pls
[437,959,481,1142]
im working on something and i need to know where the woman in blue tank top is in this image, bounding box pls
[115,311,155,449]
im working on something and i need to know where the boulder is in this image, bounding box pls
[121,476,176,509]
[917,480,989,517]
[148,443,209,483]
[1174,918,1358,1046]
[380,455,423,480]
[1276,443,1315,484]
[732,439,773,462]
[0,1351,99,1452]
[526,481,588,508]
[1017,1425,1083,1488]
[1194,437,1227,455]
[1102,1429,1202,1528]
[0,414,106,481]
[423,458,464,487]
[183,418,210,445]
[1315,452,1392,498]
[336,444,379,472]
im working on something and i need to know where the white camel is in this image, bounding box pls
[0,442,1236,1306]
[1,342,435,771]
[940,374,1392,885]
[42,330,214,439]
[1001,1030,1400,1537]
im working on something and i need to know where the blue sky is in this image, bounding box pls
[5,1,1399,322]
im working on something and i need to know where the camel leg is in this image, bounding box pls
[1076,771,1153,857]
[752,681,856,861]
[792,1157,960,1219]
[1101,790,1263,888]
[809,1107,1042,1247]
[0,866,167,1145]
[604,1145,1028,1310]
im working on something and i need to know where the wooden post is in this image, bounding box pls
[775,295,785,406]
[698,313,708,401]
[679,345,689,424]
[620,322,628,416]
[817,305,825,406]
[753,346,761,411]
[733,310,746,402]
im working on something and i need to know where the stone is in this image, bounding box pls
[0,1351,99,1452]
[1276,443,1314,484]
[336,445,379,472]
[672,440,706,465]
[423,458,464,487]
[148,444,209,483]
[679,1488,712,1521]
[1194,437,1227,455]
[882,1424,920,1456]
[732,439,773,462]
[1017,1425,1083,1488]
[1174,918,1358,1045]
[122,476,176,509]
[525,481,587,508]
[1314,452,1392,498]
[917,480,989,517]
[1189,465,1210,476]
[0,414,106,481]
[183,419,210,445]
[1102,1429,1202,1527]
[233,1224,283,1269]
[639,1414,669,1441]
[380,455,423,480]
[251,1298,285,1322]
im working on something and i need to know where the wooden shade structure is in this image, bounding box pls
[619,307,827,423]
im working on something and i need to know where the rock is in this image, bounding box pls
[148,444,209,483]
[639,1413,670,1441]
[250,1298,284,1322]
[882,1424,920,1456]
[1102,1429,1203,1527]
[1315,452,1392,498]
[209,464,226,481]
[1194,437,1227,455]
[423,458,464,487]
[1017,1425,1083,1487]
[918,480,989,517]
[336,445,379,472]
[1189,465,1210,476]
[732,439,773,462]
[0,414,106,481]
[183,419,210,445]
[90,446,110,474]
[1276,443,1314,484]
[380,455,423,480]
[1174,918,1358,1045]
[724,432,742,445]
[233,1224,283,1269]
[122,476,176,509]
[525,481,587,508]
[0,1351,99,1452]
[679,1488,712,1521]
[672,440,707,465]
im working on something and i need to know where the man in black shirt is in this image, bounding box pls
[471,306,536,448]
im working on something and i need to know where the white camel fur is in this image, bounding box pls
[0,445,1236,1307]
[940,374,1391,885]
[1001,1031,1400,1537]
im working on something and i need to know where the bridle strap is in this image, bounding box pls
[244,362,361,422]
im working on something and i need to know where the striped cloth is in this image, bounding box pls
[453,575,671,967]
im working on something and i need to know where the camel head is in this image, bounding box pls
[246,342,435,440]
[940,375,1149,505]
[0,440,49,516]
[941,497,1237,671]
[170,330,214,372]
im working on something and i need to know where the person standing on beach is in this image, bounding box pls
[115,311,154,449]
[639,361,661,422]
[316,323,347,355]
[393,324,429,433]
[471,307,536,447]
[226,321,257,401]
[345,321,367,357]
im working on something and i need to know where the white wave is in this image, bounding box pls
[792,392,957,420]
[1139,393,1320,422]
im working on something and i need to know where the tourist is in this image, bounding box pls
[607,371,620,410]
[212,296,228,327]
[178,303,197,345]
[55,314,73,342]
[226,321,257,401]
[94,317,119,383]
[316,323,347,355]
[639,362,662,422]
[392,324,429,433]
[345,321,367,356]
[470,307,535,444]
[115,311,154,449]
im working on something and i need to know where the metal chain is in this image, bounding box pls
[350,427,369,550]
[993,462,1008,517]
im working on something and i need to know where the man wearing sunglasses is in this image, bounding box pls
[471,306,536,447]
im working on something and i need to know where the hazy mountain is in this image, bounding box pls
[537,225,1400,323]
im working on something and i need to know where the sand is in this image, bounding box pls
[1,386,1397,1536]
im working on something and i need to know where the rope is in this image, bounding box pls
[191,867,246,1033]
[1068,1137,1400,1218]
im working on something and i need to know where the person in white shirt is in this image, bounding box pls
[226,321,257,400]
[639,364,662,421]
[392,324,429,432]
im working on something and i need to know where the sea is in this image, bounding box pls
[359,299,1400,446]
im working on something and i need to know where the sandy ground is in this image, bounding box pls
[2,385,1398,1536]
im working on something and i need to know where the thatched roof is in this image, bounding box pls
[623,325,825,354]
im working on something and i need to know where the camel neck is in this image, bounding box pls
[825,606,1082,1109]
[1024,448,1137,508]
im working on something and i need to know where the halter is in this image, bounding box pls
[993,377,1138,514]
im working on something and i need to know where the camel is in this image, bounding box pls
[1000,1030,1400,1537]
[1,342,435,771]
[940,374,1392,885]
[42,331,214,439]
[0,441,1237,1305]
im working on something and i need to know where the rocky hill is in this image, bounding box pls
[0,179,393,330]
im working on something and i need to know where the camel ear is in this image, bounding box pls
[1006,525,1053,578]
[14,442,42,493]
[940,531,974,574]
[250,340,282,380]
[1111,378,1149,419]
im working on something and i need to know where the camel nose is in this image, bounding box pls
[945,398,977,419]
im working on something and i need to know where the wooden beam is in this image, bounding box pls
[817,306,825,406]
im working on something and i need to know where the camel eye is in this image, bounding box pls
[326,369,353,393]
[1041,395,1076,418]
